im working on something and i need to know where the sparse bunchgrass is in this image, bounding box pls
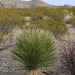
[11,29,57,75]
[59,42,75,75]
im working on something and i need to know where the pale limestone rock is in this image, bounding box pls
[25,16,31,21]
[12,27,22,40]
[43,16,48,20]
[63,9,74,20]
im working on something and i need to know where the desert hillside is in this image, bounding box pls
[0,1,75,75]
[0,0,56,8]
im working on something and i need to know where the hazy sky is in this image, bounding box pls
[23,0,75,6]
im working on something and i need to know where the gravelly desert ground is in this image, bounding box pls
[0,24,75,75]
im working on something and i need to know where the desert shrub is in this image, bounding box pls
[31,11,44,20]
[17,8,32,16]
[0,9,25,33]
[68,18,75,27]
[0,2,4,8]
[0,32,4,44]
[35,7,65,21]
[30,19,68,37]
[59,42,75,75]
[0,7,72,35]
[11,29,57,75]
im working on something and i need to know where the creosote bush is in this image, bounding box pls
[30,19,68,37]
[0,7,70,36]
[11,29,57,75]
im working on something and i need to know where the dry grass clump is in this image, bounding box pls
[59,41,75,75]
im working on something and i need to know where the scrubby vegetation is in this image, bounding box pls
[0,6,71,35]
[30,19,68,37]
[68,18,75,27]
[0,4,75,75]
[1,6,75,49]
[0,2,4,8]
[0,6,75,36]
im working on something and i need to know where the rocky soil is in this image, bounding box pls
[0,23,75,75]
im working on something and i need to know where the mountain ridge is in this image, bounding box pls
[0,0,57,8]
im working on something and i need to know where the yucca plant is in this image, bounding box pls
[11,29,57,75]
